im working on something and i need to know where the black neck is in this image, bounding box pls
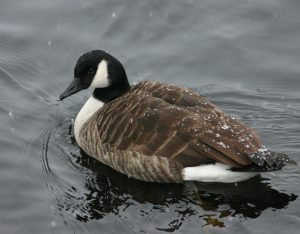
[92,82,131,103]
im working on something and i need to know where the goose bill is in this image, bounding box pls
[60,78,83,100]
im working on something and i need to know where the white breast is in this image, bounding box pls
[74,95,104,146]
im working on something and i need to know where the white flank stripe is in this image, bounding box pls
[183,163,257,183]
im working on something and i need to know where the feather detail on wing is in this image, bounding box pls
[80,81,264,169]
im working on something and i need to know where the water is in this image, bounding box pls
[0,0,299,233]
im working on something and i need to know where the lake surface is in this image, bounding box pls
[0,0,300,233]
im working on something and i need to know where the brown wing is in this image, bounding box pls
[89,81,261,168]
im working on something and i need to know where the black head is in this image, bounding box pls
[60,50,130,102]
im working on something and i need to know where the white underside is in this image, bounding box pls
[74,95,104,146]
[183,163,257,183]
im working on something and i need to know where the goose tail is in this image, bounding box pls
[245,145,296,172]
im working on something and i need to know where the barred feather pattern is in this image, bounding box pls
[77,81,292,182]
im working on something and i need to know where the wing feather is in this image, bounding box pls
[86,81,261,168]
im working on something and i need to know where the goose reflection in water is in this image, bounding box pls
[55,148,296,230]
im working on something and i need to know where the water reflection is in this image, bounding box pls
[56,146,296,230]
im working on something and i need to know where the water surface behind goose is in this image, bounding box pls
[0,0,300,233]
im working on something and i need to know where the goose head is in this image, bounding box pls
[60,50,131,102]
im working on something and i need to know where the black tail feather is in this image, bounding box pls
[234,146,296,172]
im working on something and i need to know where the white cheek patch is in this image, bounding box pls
[90,60,109,88]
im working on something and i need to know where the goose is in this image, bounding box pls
[59,50,295,183]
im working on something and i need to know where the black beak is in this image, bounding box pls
[59,78,84,100]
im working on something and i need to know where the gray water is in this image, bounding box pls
[1,0,300,233]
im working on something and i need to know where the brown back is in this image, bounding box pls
[81,81,261,168]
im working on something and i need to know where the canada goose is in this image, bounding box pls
[59,50,295,183]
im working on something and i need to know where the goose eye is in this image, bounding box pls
[87,68,95,74]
